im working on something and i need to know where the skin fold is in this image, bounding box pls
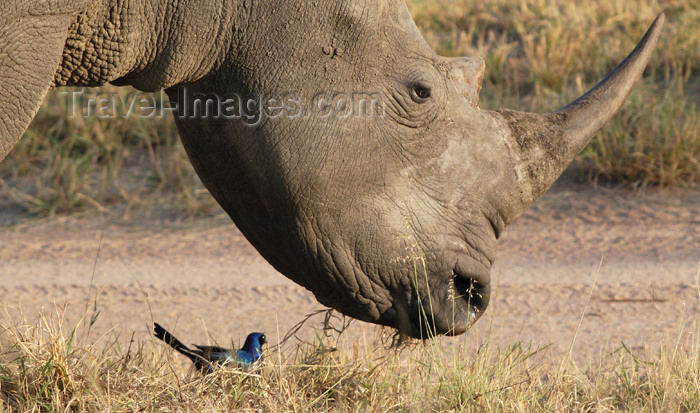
[0,1,663,338]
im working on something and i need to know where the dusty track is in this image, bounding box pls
[1,181,699,360]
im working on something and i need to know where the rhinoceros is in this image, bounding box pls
[0,1,663,338]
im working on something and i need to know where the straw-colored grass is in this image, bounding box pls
[0,303,698,412]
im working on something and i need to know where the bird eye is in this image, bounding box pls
[410,83,432,103]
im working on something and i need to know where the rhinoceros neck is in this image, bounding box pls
[53,0,251,91]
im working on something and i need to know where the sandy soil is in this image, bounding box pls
[1,180,699,362]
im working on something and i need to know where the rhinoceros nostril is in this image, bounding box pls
[452,272,486,323]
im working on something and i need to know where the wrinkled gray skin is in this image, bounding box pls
[0,1,663,338]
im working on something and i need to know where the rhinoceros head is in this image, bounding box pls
[162,2,663,338]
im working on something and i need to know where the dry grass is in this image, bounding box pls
[0,303,698,412]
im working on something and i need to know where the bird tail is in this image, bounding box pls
[153,322,191,353]
[153,323,214,374]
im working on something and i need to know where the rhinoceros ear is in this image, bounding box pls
[0,3,88,162]
[496,13,664,224]
[446,56,485,108]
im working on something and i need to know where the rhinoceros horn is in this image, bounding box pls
[492,14,664,225]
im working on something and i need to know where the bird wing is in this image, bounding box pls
[235,349,255,366]
[193,344,231,354]
[192,344,237,364]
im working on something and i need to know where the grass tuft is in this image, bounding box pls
[0,304,698,411]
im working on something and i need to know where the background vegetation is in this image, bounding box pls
[0,0,697,218]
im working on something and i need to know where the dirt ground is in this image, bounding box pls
[1,179,699,362]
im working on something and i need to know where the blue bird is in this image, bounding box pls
[153,323,266,374]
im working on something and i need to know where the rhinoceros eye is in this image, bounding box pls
[410,82,432,103]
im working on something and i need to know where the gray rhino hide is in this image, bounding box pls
[0,1,663,337]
